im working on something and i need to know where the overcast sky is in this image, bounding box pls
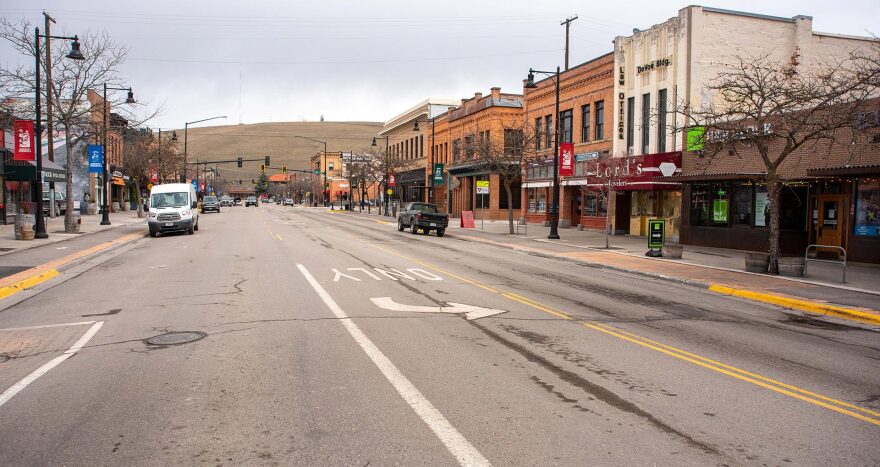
[2,0,878,129]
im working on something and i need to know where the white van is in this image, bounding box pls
[147,183,200,237]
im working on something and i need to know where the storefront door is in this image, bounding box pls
[570,190,582,225]
[817,195,844,248]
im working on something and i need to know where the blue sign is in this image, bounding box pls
[88,145,104,173]
[192,178,199,192]
[855,225,879,236]
[207,185,212,193]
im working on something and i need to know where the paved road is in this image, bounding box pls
[0,204,877,466]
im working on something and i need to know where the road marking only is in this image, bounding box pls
[0,321,104,409]
[296,264,492,466]
[371,297,506,320]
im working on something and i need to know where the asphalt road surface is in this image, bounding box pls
[0,204,878,466]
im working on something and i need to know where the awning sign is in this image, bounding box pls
[559,142,574,176]
[14,120,35,161]
[88,145,104,173]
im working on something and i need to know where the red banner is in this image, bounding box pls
[387,174,396,187]
[13,120,35,161]
[559,142,574,176]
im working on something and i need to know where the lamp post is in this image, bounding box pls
[182,116,227,182]
[371,135,390,215]
[525,66,562,239]
[412,116,436,205]
[295,136,328,207]
[100,83,136,226]
[33,23,84,238]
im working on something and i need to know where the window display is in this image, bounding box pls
[855,178,879,236]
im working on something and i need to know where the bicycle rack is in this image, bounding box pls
[804,244,847,283]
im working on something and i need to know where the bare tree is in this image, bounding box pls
[342,153,374,212]
[363,145,406,216]
[1,17,159,231]
[121,128,151,217]
[672,51,880,273]
[468,116,539,234]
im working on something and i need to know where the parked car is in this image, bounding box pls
[201,195,220,213]
[283,198,294,206]
[42,191,67,215]
[147,183,199,237]
[397,202,448,237]
[245,195,258,207]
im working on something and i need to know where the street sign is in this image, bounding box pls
[88,145,104,173]
[386,189,393,195]
[648,219,665,248]
[433,163,444,184]
[475,180,489,195]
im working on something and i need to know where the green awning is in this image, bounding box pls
[3,157,67,182]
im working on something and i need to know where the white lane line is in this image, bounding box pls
[0,321,104,408]
[0,320,96,332]
[296,264,491,467]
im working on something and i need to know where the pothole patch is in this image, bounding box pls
[145,331,206,346]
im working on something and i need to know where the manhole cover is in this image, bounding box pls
[146,331,206,346]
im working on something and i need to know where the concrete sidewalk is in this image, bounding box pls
[0,211,146,256]
[343,209,880,324]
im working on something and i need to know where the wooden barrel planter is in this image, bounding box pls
[745,252,770,273]
[14,214,35,240]
[662,244,683,259]
[778,256,805,277]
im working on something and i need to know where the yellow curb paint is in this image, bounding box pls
[0,231,145,300]
[0,269,60,299]
[709,284,880,325]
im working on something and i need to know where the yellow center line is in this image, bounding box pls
[365,240,880,427]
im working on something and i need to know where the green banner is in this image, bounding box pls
[686,126,705,152]
[433,163,444,184]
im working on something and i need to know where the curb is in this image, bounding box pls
[0,231,146,301]
[708,285,880,325]
[0,216,146,257]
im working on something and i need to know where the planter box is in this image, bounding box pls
[745,252,770,273]
[778,256,805,277]
[662,244,683,259]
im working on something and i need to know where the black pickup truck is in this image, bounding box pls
[397,202,449,237]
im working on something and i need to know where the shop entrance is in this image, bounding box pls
[817,194,844,250]
[570,190,582,226]
[614,191,631,234]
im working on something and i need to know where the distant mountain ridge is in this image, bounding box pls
[179,121,383,180]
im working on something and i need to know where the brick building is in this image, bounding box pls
[521,53,614,229]
[87,89,127,212]
[442,88,523,221]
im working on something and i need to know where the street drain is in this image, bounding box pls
[145,331,206,346]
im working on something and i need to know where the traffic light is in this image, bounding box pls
[264,156,270,166]
[260,164,265,173]
[237,157,242,168]
[282,166,287,174]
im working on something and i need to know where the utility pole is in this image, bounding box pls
[44,11,56,217]
[561,15,578,71]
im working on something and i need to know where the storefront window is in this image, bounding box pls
[754,185,769,227]
[780,185,808,231]
[528,190,536,213]
[731,182,752,225]
[631,190,657,217]
[583,191,607,217]
[690,182,729,226]
[538,191,546,213]
[854,178,879,236]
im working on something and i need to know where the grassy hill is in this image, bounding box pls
[179,121,383,182]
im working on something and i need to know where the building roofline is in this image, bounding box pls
[530,51,613,87]
[699,6,811,23]
[380,98,460,135]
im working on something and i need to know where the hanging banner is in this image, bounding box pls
[88,145,104,173]
[14,120,35,161]
[148,166,159,183]
[387,173,396,187]
[433,163,444,184]
[559,142,574,176]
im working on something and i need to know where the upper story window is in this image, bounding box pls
[594,100,604,141]
[544,115,552,149]
[658,89,667,153]
[641,93,650,154]
[535,117,542,150]
[581,104,590,143]
[559,109,573,144]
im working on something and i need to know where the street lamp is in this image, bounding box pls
[295,136,328,207]
[100,83,136,226]
[33,22,84,238]
[525,66,562,240]
[183,115,227,182]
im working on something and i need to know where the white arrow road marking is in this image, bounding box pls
[297,265,491,467]
[371,297,507,320]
